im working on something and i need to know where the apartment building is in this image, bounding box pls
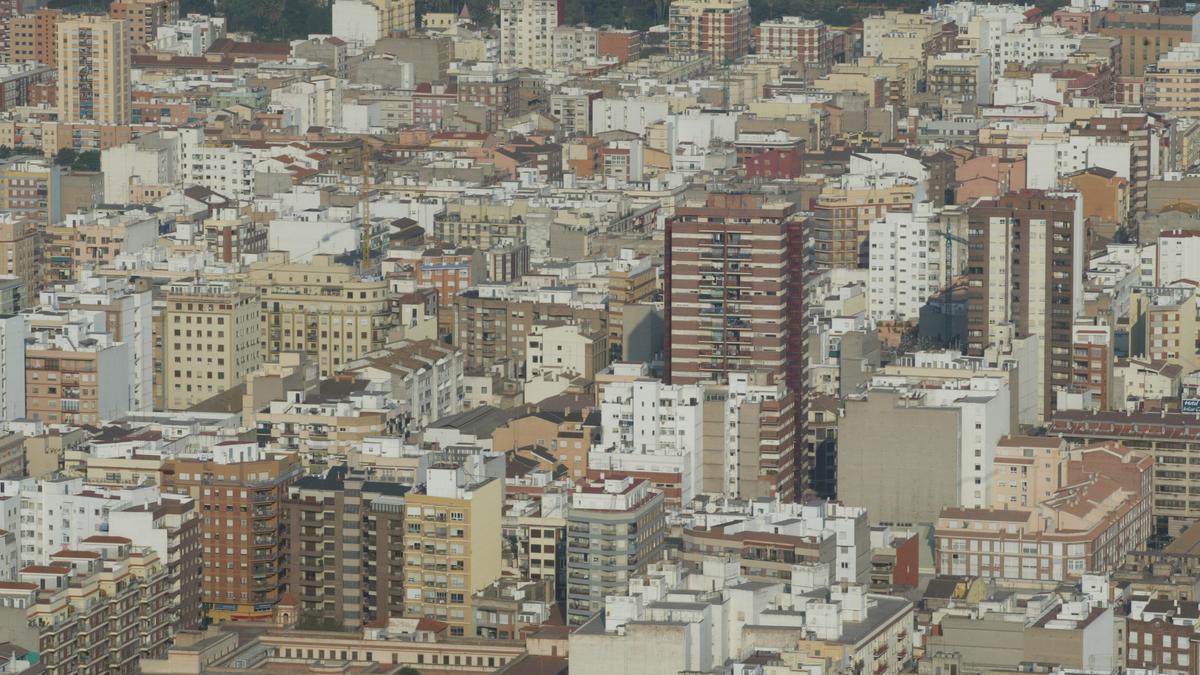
[1070,318,1115,411]
[284,472,410,629]
[664,192,807,499]
[434,197,534,250]
[1126,597,1200,675]
[472,578,555,640]
[991,436,1070,510]
[868,202,940,323]
[593,377,703,503]
[1146,42,1200,118]
[251,379,392,466]
[668,0,752,62]
[42,209,158,286]
[109,0,178,48]
[812,172,921,271]
[935,442,1152,582]
[1142,292,1199,373]
[1098,2,1200,77]
[160,442,301,622]
[449,291,606,375]
[754,17,833,71]
[403,465,503,637]
[0,477,152,567]
[246,254,391,378]
[966,191,1084,422]
[400,247,485,308]
[9,8,63,67]
[504,493,567,603]
[0,215,38,301]
[606,251,657,361]
[24,309,133,425]
[57,15,132,124]
[1047,410,1200,536]
[1157,229,1200,284]
[565,477,666,625]
[681,524,830,593]
[342,341,465,431]
[493,407,602,482]
[0,156,61,227]
[927,51,993,108]
[524,322,608,402]
[107,494,204,631]
[0,539,174,675]
[47,273,154,413]
[839,375,1011,525]
[161,279,261,410]
[499,0,563,70]
[0,314,26,420]
[863,10,947,57]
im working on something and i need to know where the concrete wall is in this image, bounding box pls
[837,391,960,525]
[926,616,1026,673]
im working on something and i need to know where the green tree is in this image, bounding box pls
[72,150,101,172]
[53,148,79,168]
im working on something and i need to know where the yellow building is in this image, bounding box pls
[403,465,502,638]
[1146,43,1200,118]
[813,57,917,107]
[0,215,39,301]
[0,156,60,227]
[607,253,657,359]
[162,279,262,410]
[811,176,919,270]
[57,15,132,124]
[245,253,392,378]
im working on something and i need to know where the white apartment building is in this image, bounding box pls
[994,24,1081,77]
[686,499,873,586]
[0,477,158,568]
[1156,229,1200,285]
[499,0,562,70]
[591,98,670,135]
[271,75,344,131]
[151,15,227,55]
[178,130,258,202]
[552,25,599,67]
[342,342,466,432]
[267,205,363,261]
[100,130,181,203]
[593,375,704,502]
[525,323,605,404]
[868,201,938,323]
[885,374,1010,508]
[930,1,1032,52]
[1026,136,1132,190]
[40,272,154,413]
[0,314,26,421]
[570,559,913,675]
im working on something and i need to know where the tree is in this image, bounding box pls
[53,148,79,167]
[73,150,100,172]
[398,668,421,675]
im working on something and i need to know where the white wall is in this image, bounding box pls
[332,0,382,46]
[0,315,26,420]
